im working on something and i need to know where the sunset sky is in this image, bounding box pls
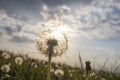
[0,0,120,68]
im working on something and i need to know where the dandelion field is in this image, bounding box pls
[0,50,120,80]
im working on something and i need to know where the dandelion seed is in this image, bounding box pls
[54,69,64,77]
[1,64,10,73]
[15,57,23,65]
[2,52,11,59]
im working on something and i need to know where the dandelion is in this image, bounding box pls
[1,64,10,73]
[36,27,68,80]
[2,52,11,59]
[36,27,68,57]
[31,62,37,68]
[54,69,64,77]
[15,57,23,65]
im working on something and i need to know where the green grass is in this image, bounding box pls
[0,50,120,80]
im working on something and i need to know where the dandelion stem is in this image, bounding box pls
[47,45,54,80]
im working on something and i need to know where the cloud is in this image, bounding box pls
[39,0,120,39]
[10,35,33,43]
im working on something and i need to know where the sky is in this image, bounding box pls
[0,0,120,69]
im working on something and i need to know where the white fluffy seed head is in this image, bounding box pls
[1,64,10,73]
[36,27,68,57]
[2,52,11,59]
[54,69,64,77]
[15,57,23,65]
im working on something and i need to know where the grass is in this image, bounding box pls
[0,50,120,80]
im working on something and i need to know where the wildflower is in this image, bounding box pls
[54,69,64,77]
[31,62,37,68]
[1,64,10,73]
[36,27,68,80]
[2,52,11,59]
[23,54,28,60]
[36,27,68,56]
[15,57,23,65]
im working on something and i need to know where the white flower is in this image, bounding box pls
[2,52,11,59]
[36,27,68,56]
[1,64,10,73]
[54,69,64,77]
[15,57,23,65]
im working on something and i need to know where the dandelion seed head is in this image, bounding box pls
[15,57,23,65]
[36,27,68,56]
[2,52,11,59]
[1,64,10,73]
[31,62,37,68]
[54,69,64,77]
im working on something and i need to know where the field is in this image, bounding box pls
[0,50,120,80]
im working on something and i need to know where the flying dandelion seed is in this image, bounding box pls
[15,57,23,65]
[2,52,11,59]
[1,64,10,73]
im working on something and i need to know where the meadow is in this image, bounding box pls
[0,50,120,80]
